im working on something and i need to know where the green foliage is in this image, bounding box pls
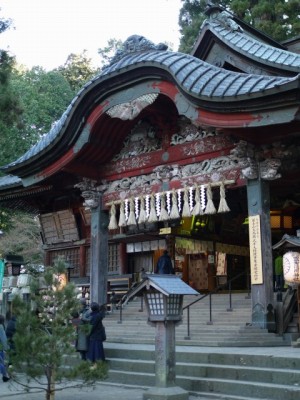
[0,50,22,167]
[12,66,74,137]
[178,0,300,53]
[56,50,99,93]
[0,208,10,232]
[0,66,75,168]
[178,0,212,53]
[97,38,123,69]
[0,22,24,167]
[0,13,12,34]
[9,258,108,400]
[0,212,43,263]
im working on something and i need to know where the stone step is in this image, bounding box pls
[103,293,292,347]
[105,344,300,400]
[105,293,290,347]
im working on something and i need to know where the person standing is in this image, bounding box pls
[76,298,91,360]
[155,250,175,274]
[86,302,106,365]
[0,315,10,382]
[274,252,284,292]
[5,313,16,355]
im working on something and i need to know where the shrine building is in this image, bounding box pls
[0,6,299,332]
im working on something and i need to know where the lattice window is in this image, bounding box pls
[48,248,80,277]
[85,246,91,277]
[108,244,119,273]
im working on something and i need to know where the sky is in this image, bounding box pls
[1,0,182,71]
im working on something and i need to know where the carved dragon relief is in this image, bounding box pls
[99,155,239,196]
[107,118,231,175]
[229,140,290,180]
[112,120,161,161]
[170,117,217,145]
[76,139,297,207]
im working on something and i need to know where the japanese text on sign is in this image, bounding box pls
[249,215,263,284]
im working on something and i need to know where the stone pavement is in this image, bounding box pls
[0,379,210,400]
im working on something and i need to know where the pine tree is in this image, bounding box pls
[0,15,24,168]
[9,258,107,400]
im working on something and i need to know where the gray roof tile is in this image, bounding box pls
[0,174,22,188]
[205,19,300,71]
[1,47,298,174]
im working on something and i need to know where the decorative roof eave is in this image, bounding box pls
[192,11,300,74]
[0,184,53,201]
[0,174,53,212]
[1,42,300,177]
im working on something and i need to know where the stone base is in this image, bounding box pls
[292,338,300,348]
[143,386,189,400]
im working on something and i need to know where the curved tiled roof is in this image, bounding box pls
[1,41,299,175]
[200,17,300,73]
[0,174,22,188]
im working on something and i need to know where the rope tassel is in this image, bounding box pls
[118,200,126,227]
[204,184,216,214]
[170,189,180,219]
[138,196,147,224]
[148,193,158,223]
[108,202,118,230]
[127,197,137,226]
[159,194,169,221]
[218,182,230,213]
[181,188,191,217]
[192,185,203,216]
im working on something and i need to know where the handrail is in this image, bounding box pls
[277,289,297,335]
[183,271,247,339]
[115,271,247,327]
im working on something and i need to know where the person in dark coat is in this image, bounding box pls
[5,313,16,353]
[86,302,106,364]
[155,250,175,274]
[0,315,10,382]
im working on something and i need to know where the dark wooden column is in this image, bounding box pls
[247,178,274,328]
[75,180,109,306]
[90,194,109,306]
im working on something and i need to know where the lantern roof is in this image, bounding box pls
[273,234,300,250]
[128,274,199,298]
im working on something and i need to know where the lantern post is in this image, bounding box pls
[273,233,300,345]
[129,274,198,400]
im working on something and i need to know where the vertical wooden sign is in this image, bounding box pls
[249,215,263,284]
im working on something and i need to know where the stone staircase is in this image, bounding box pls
[105,343,300,400]
[98,293,300,399]
[73,293,300,400]
[104,293,292,347]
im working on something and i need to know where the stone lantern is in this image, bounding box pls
[273,234,300,285]
[129,274,198,400]
[283,251,300,284]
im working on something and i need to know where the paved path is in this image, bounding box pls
[0,380,212,400]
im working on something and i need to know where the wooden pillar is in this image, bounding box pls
[247,179,274,328]
[90,193,109,306]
